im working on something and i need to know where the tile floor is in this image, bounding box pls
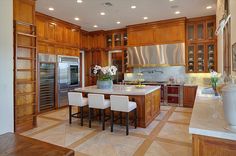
[22,106,193,156]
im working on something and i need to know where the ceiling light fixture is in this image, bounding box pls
[48,7,54,11]
[169,0,174,2]
[131,5,136,9]
[175,11,180,14]
[93,25,98,28]
[206,6,212,9]
[143,17,148,20]
[100,12,106,15]
[77,0,83,3]
[74,17,80,21]
[116,21,121,24]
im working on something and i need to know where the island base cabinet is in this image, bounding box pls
[193,134,236,156]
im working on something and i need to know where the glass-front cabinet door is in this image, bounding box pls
[187,45,195,72]
[197,23,205,40]
[206,21,215,40]
[114,33,122,47]
[187,24,194,41]
[197,44,205,72]
[106,34,112,48]
[207,43,216,71]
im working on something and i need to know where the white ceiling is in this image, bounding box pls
[36,0,217,31]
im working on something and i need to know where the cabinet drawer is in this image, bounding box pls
[167,96,179,104]
[167,86,179,94]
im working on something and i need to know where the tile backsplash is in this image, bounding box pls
[127,66,186,82]
[124,66,212,86]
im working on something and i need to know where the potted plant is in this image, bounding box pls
[93,65,117,89]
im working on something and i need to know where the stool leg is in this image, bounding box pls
[126,112,129,135]
[101,109,105,130]
[69,105,72,124]
[119,112,122,126]
[134,108,137,129]
[111,111,114,132]
[89,108,91,128]
[80,106,83,126]
[99,109,101,121]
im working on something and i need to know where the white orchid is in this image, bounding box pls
[93,65,117,80]
[210,70,218,78]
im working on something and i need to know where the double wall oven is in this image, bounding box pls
[58,56,80,107]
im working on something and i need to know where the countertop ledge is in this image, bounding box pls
[73,85,160,95]
[189,86,236,141]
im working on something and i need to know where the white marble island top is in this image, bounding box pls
[189,87,236,141]
[74,85,160,96]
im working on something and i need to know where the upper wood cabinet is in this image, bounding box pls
[105,29,127,50]
[36,12,80,47]
[127,18,186,46]
[186,15,217,73]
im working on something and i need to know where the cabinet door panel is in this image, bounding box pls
[128,28,154,46]
[36,18,46,40]
[47,22,55,41]
[55,24,64,42]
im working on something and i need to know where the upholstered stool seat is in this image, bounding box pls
[110,95,137,135]
[88,94,110,130]
[68,92,88,126]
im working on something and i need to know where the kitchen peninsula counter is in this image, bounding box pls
[189,87,236,155]
[74,85,161,128]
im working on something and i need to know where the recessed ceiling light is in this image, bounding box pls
[131,5,136,9]
[48,7,54,11]
[175,11,180,14]
[169,0,174,1]
[93,25,98,28]
[77,0,83,3]
[143,17,148,20]
[100,12,106,15]
[74,17,80,21]
[116,21,121,24]
[206,6,212,9]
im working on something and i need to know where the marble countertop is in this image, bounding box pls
[189,87,236,141]
[74,85,160,95]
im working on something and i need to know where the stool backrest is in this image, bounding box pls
[110,95,129,111]
[68,92,83,106]
[88,94,105,108]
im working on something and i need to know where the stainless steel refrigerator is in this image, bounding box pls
[58,55,80,107]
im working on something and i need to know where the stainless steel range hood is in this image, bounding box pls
[127,43,185,67]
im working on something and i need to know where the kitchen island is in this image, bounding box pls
[74,85,161,128]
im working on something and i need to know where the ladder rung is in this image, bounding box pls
[17,32,36,38]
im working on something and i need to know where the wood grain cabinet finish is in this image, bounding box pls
[127,18,186,46]
[193,134,236,156]
[183,86,197,108]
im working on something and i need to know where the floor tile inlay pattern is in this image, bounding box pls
[22,106,193,156]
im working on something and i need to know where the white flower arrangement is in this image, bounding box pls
[93,65,117,81]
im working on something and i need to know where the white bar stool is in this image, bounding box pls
[88,94,110,130]
[68,92,88,126]
[110,95,137,135]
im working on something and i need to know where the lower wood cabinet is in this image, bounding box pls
[193,134,236,156]
[183,85,197,107]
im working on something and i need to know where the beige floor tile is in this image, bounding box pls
[21,117,60,136]
[111,120,160,136]
[168,112,191,124]
[74,131,145,156]
[175,107,192,113]
[160,106,172,111]
[41,108,70,121]
[157,123,192,143]
[32,122,94,147]
[155,111,168,121]
[144,140,192,156]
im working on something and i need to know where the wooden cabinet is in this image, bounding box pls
[36,12,80,48]
[80,30,90,49]
[127,18,185,46]
[89,31,105,49]
[183,86,197,108]
[193,134,236,156]
[186,15,217,73]
[105,29,127,49]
